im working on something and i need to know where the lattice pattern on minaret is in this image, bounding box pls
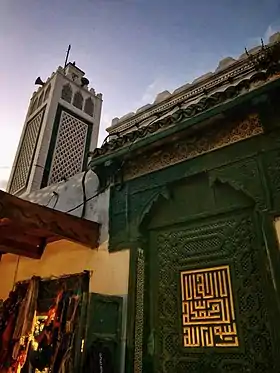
[48,111,88,185]
[9,111,44,194]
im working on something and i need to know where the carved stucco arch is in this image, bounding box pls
[126,157,267,252]
[130,187,171,246]
[134,169,262,243]
[209,168,265,210]
[210,174,254,198]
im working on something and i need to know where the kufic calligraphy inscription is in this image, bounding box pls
[180,265,239,348]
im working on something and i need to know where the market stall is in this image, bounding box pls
[0,272,89,373]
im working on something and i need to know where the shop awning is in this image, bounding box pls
[0,190,100,259]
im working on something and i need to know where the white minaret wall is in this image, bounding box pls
[6,80,54,195]
[27,73,59,193]
[7,63,103,196]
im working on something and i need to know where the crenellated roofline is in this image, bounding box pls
[106,33,280,137]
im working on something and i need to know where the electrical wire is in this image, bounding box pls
[44,191,59,208]
[81,169,89,218]
[66,112,172,214]
[66,157,127,214]
[52,192,59,209]
[44,193,55,207]
[66,183,109,213]
[44,175,69,209]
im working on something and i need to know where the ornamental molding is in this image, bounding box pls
[107,41,280,136]
[108,63,254,135]
[134,248,145,373]
[124,114,263,181]
[91,68,280,161]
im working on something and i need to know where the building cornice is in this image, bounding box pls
[90,66,280,165]
[107,38,280,136]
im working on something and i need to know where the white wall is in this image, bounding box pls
[29,69,102,193]
[22,170,108,241]
[1,169,129,299]
[7,65,103,196]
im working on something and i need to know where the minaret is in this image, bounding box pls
[7,62,103,196]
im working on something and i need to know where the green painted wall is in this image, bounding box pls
[106,84,280,372]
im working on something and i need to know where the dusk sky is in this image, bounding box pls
[0,0,279,190]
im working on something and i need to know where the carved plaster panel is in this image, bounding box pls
[124,114,263,181]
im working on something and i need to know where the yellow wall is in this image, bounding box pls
[0,239,130,300]
[274,218,280,245]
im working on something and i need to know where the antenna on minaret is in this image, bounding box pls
[63,44,71,74]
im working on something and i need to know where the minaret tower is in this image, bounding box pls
[7,60,102,196]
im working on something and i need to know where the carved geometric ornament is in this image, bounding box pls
[180,265,239,348]
[9,110,44,194]
[125,114,263,181]
[48,111,88,185]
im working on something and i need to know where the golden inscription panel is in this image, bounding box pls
[180,265,239,348]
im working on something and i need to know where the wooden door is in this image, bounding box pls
[143,175,280,373]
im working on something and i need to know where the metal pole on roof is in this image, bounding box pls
[64,44,71,74]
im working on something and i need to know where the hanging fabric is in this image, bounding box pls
[57,293,80,373]
[0,272,88,373]
[12,277,39,360]
[29,290,63,372]
[0,285,27,370]
[10,312,37,373]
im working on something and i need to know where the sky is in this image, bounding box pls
[0,0,279,190]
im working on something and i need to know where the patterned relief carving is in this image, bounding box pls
[263,150,280,210]
[110,187,165,250]
[154,214,275,372]
[48,111,88,185]
[9,109,44,194]
[134,249,145,373]
[181,266,239,348]
[125,114,263,181]
[209,158,267,210]
[133,187,170,232]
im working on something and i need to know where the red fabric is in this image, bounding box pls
[0,315,16,366]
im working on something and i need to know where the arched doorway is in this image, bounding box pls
[140,172,280,373]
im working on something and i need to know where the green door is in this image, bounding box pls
[143,175,280,373]
[85,293,123,373]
